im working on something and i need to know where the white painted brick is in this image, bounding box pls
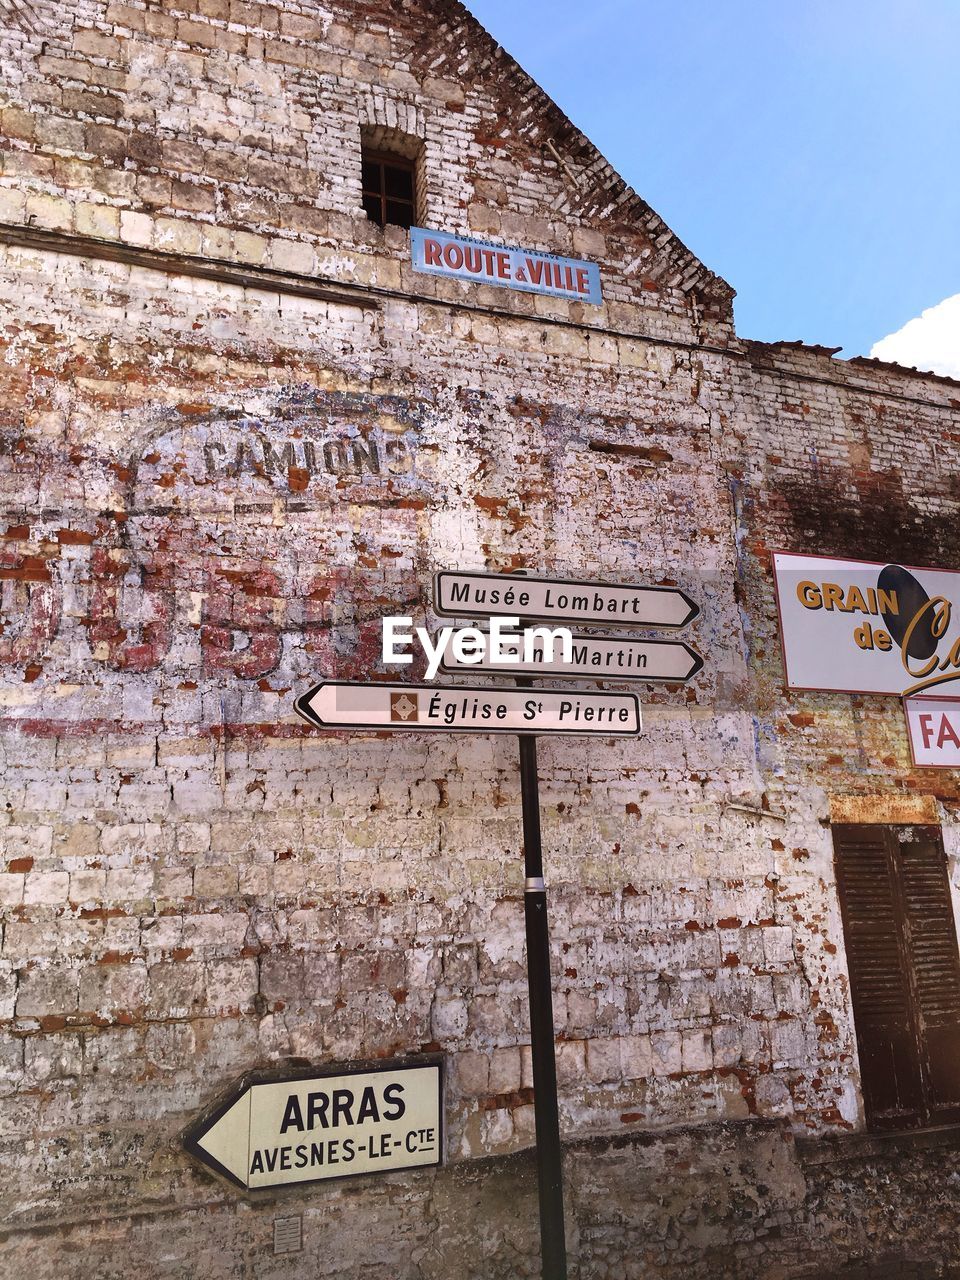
[23,873,70,905]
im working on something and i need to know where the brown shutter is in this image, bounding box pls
[895,826,960,1122]
[833,824,924,1128]
[833,823,960,1130]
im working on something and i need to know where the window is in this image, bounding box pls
[833,823,960,1130]
[361,149,416,229]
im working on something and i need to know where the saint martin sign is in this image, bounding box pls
[295,681,642,736]
[438,630,703,683]
[183,1059,443,1192]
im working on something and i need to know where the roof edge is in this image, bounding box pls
[433,1,735,305]
[744,338,960,394]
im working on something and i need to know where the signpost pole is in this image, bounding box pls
[518,724,568,1279]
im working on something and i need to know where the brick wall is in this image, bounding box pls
[1,1,959,1275]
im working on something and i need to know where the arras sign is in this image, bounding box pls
[437,629,703,683]
[183,1059,443,1192]
[773,552,960,696]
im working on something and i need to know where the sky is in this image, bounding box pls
[466,0,960,376]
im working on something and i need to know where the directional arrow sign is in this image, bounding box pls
[433,570,698,630]
[295,681,641,736]
[438,631,703,683]
[183,1060,443,1191]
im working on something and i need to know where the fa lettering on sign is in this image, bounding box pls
[917,712,960,751]
[904,696,960,767]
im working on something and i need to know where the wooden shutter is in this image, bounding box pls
[833,824,960,1130]
[833,824,924,1127]
[896,827,960,1122]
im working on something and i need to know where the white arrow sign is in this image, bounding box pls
[433,570,698,629]
[183,1061,443,1191]
[295,681,642,736]
[438,630,703,683]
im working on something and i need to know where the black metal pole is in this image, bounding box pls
[518,727,568,1279]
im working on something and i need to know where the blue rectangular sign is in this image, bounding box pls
[410,227,602,305]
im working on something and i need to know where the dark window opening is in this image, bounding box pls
[361,150,416,229]
[833,823,960,1131]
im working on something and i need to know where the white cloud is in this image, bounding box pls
[870,293,960,379]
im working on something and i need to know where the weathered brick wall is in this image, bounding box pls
[0,0,732,333]
[723,343,960,1136]
[2,1,960,1275]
